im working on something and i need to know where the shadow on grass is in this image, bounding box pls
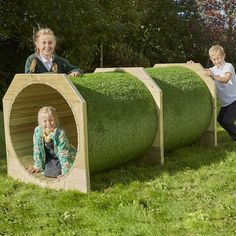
[0,159,7,176]
[0,110,7,176]
[0,141,7,176]
[91,129,235,191]
[1,106,234,192]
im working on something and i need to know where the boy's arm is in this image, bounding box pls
[204,67,232,83]
[212,72,232,84]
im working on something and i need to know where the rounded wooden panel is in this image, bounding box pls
[9,84,78,172]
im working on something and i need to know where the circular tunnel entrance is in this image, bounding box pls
[9,84,78,180]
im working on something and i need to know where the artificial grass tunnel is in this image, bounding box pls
[146,67,212,150]
[71,72,158,174]
[3,64,217,192]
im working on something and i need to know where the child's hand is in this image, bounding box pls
[28,166,40,173]
[57,174,64,180]
[68,71,81,77]
[204,69,212,77]
[187,60,195,64]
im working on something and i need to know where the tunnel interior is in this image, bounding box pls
[9,84,78,181]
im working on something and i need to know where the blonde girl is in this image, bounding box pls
[28,106,76,178]
[25,28,82,76]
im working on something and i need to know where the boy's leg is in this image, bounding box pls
[217,101,236,140]
[217,106,227,127]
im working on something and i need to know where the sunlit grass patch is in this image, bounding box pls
[1,108,236,235]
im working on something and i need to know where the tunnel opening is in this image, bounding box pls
[9,84,78,181]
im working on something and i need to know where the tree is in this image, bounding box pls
[196,0,236,63]
[93,0,149,68]
[130,0,207,65]
[0,0,34,107]
[1,0,229,107]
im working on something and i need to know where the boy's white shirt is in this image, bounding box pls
[210,62,236,107]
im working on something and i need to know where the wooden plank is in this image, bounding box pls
[11,134,32,142]
[19,155,34,167]
[16,148,32,156]
[11,137,32,146]
[10,101,68,112]
[18,87,56,98]
[10,112,73,126]
[10,107,74,118]
[10,125,35,135]
[10,115,39,126]
[13,94,64,104]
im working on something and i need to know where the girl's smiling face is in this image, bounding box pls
[40,115,56,133]
[36,34,55,59]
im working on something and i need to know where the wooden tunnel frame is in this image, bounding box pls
[95,64,217,164]
[3,74,90,193]
[2,64,216,193]
[3,70,164,193]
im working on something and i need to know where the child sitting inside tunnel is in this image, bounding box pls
[28,106,76,178]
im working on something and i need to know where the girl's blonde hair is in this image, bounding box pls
[38,106,59,128]
[209,44,225,58]
[33,28,57,54]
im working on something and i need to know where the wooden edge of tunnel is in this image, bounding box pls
[154,63,217,147]
[2,74,90,193]
[94,67,164,165]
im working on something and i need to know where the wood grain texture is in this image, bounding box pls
[3,74,90,193]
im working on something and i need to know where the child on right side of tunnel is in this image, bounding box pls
[188,44,236,141]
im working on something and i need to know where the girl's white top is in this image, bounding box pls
[38,55,53,71]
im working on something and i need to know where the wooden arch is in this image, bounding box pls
[3,74,90,193]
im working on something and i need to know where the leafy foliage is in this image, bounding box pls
[0,1,207,100]
[1,0,236,103]
[196,0,236,62]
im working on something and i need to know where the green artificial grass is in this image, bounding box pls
[70,72,158,173]
[146,67,212,150]
[1,113,236,235]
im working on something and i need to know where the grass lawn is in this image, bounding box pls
[0,110,236,235]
